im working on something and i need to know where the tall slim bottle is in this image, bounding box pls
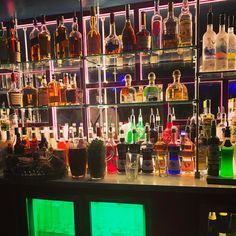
[87,6,101,55]
[136,12,151,51]
[220,125,234,178]
[0,22,8,64]
[228,15,236,70]
[122,4,136,52]
[39,15,51,60]
[105,12,122,54]
[151,0,162,49]
[216,14,228,71]
[55,16,69,59]
[207,120,220,177]
[30,19,40,61]
[202,8,217,72]
[179,0,192,46]
[136,109,145,141]
[117,128,128,173]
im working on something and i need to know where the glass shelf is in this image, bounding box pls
[199,69,236,80]
[85,46,195,69]
[2,104,85,110]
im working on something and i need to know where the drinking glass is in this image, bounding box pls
[125,153,140,181]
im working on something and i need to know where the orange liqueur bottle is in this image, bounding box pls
[87,6,101,55]
[48,74,60,106]
[30,19,40,61]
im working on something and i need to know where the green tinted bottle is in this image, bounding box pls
[220,125,234,178]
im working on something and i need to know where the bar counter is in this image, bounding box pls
[1,173,236,236]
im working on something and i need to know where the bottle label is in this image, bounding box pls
[216,37,227,59]
[9,93,23,106]
[49,95,60,103]
[204,36,216,59]
[118,159,126,172]
[87,33,101,55]
[142,160,154,171]
[39,35,51,57]
[38,90,48,106]
[152,20,162,48]
[179,19,192,44]
[23,92,37,107]
[69,37,82,56]
[168,158,180,171]
[208,145,220,162]
[30,36,39,47]
[105,40,120,54]
[137,35,151,50]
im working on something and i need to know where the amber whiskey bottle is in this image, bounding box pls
[30,19,40,61]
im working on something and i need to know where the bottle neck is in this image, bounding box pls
[181,0,189,14]
[90,16,97,30]
[207,24,213,31]
[170,132,176,144]
[219,24,226,32]
[109,22,116,35]
[228,26,234,33]
[72,22,78,32]
[154,0,160,15]
[204,107,211,114]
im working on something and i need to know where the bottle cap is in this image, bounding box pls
[219,13,226,25]
[59,15,64,22]
[203,99,211,108]
[125,74,132,82]
[148,72,156,81]
[73,16,77,23]
[110,12,115,24]
[228,15,234,28]
[172,69,181,77]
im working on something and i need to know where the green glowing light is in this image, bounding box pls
[27,198,75,236]
[90,201,146,236]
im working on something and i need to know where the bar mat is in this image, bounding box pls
[207,176,236,185]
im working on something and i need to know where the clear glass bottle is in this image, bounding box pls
[122,4,136,53]
[87,6,101,55]
[105,12,122,54]
[22,78,38,107]
[166,69,188,101]
[69,16,82,58]
[216,111,227,143]
[163,114,173,144]
[167,126,181,175]
[151,0,162,49]
[200,99,215,139]
[38,75,49,107]
[207,120,220,177]
[48,126,57,150]
[136,109,145,142]
[154,126,167,176]
[39,15,51,60]
[216,14,228,71]
[143,72,163,102]
[228,15,236,70]
[0,22,8,64]
[48,74,60,106]
[136,11,151,51]
[30,18,40,62]
[230,109,236,143]
[55,15,69,59]
[220,125,234,178]
[198,125,208,173]
[120,74,136,103]
[150,110,158,144]
[141,125,154,174]
[163,2,179,49]
[179,0,192,46]
[8,73,23,107]
[7,18,21,63]
[202,7,217,72]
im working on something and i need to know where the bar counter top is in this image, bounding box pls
[1,173,236,195]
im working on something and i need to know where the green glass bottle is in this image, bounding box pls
[136,109,145,141]
[220,125,234,178]
[127,109,136,144]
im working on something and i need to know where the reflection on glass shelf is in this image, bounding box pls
[199,69,236,79]
[88,100,193,108]
[86,46,195,68]
[2,104,85,110]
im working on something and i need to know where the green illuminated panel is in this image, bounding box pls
[90,201,146,236]
[27,198,75,236]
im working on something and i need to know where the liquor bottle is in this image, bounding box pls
[220,125,234,178]
[154,126,167,176]
[167,126,181,175]
[136,11,151,51]
[190,106,199,142]
[117,128,128,173]
[30,18,40,61]
[228,15,236,70]
[179,0,192,46]
[122,4,136,53]
[22,78,38,107]
[87,6,101,55]
[39,15,51,60]
[202,7,217,72]
[181,126,195,173]
[38,128,48,156]
[150,111,158,144]
[66,74,79,105]
[58,78,67,106]
[38,75,49,107]
[7,18,21,63]
[13,128,24,155]
[156,108,161,127]
[207,120,220,177]
[129,128,140,154]
[69,16,82,57]
[8,73,23,107]
[120,74,136,103]
[136,109,145,141]
[198,125,208,172]
[0,22,8,64]
[208,212,218,236]
[48,74,60,106]
[216,111,227,142]
[55,16,69,59]
[151,0,162,49]
[105,126,117,174]
[143,72,162,102]
[21,127,30,152]
[48,126,57,150]
[57,126,69,167]
[166,70,188,101]
[216,14,228,71]
[163,114,173,144]
[141,125,154,174]
[163,2,179,49]
[135,86,144,102]
[127,109,136,144]
[200,99,215,139]
[105,12,122,54]
[30,127,38,152]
